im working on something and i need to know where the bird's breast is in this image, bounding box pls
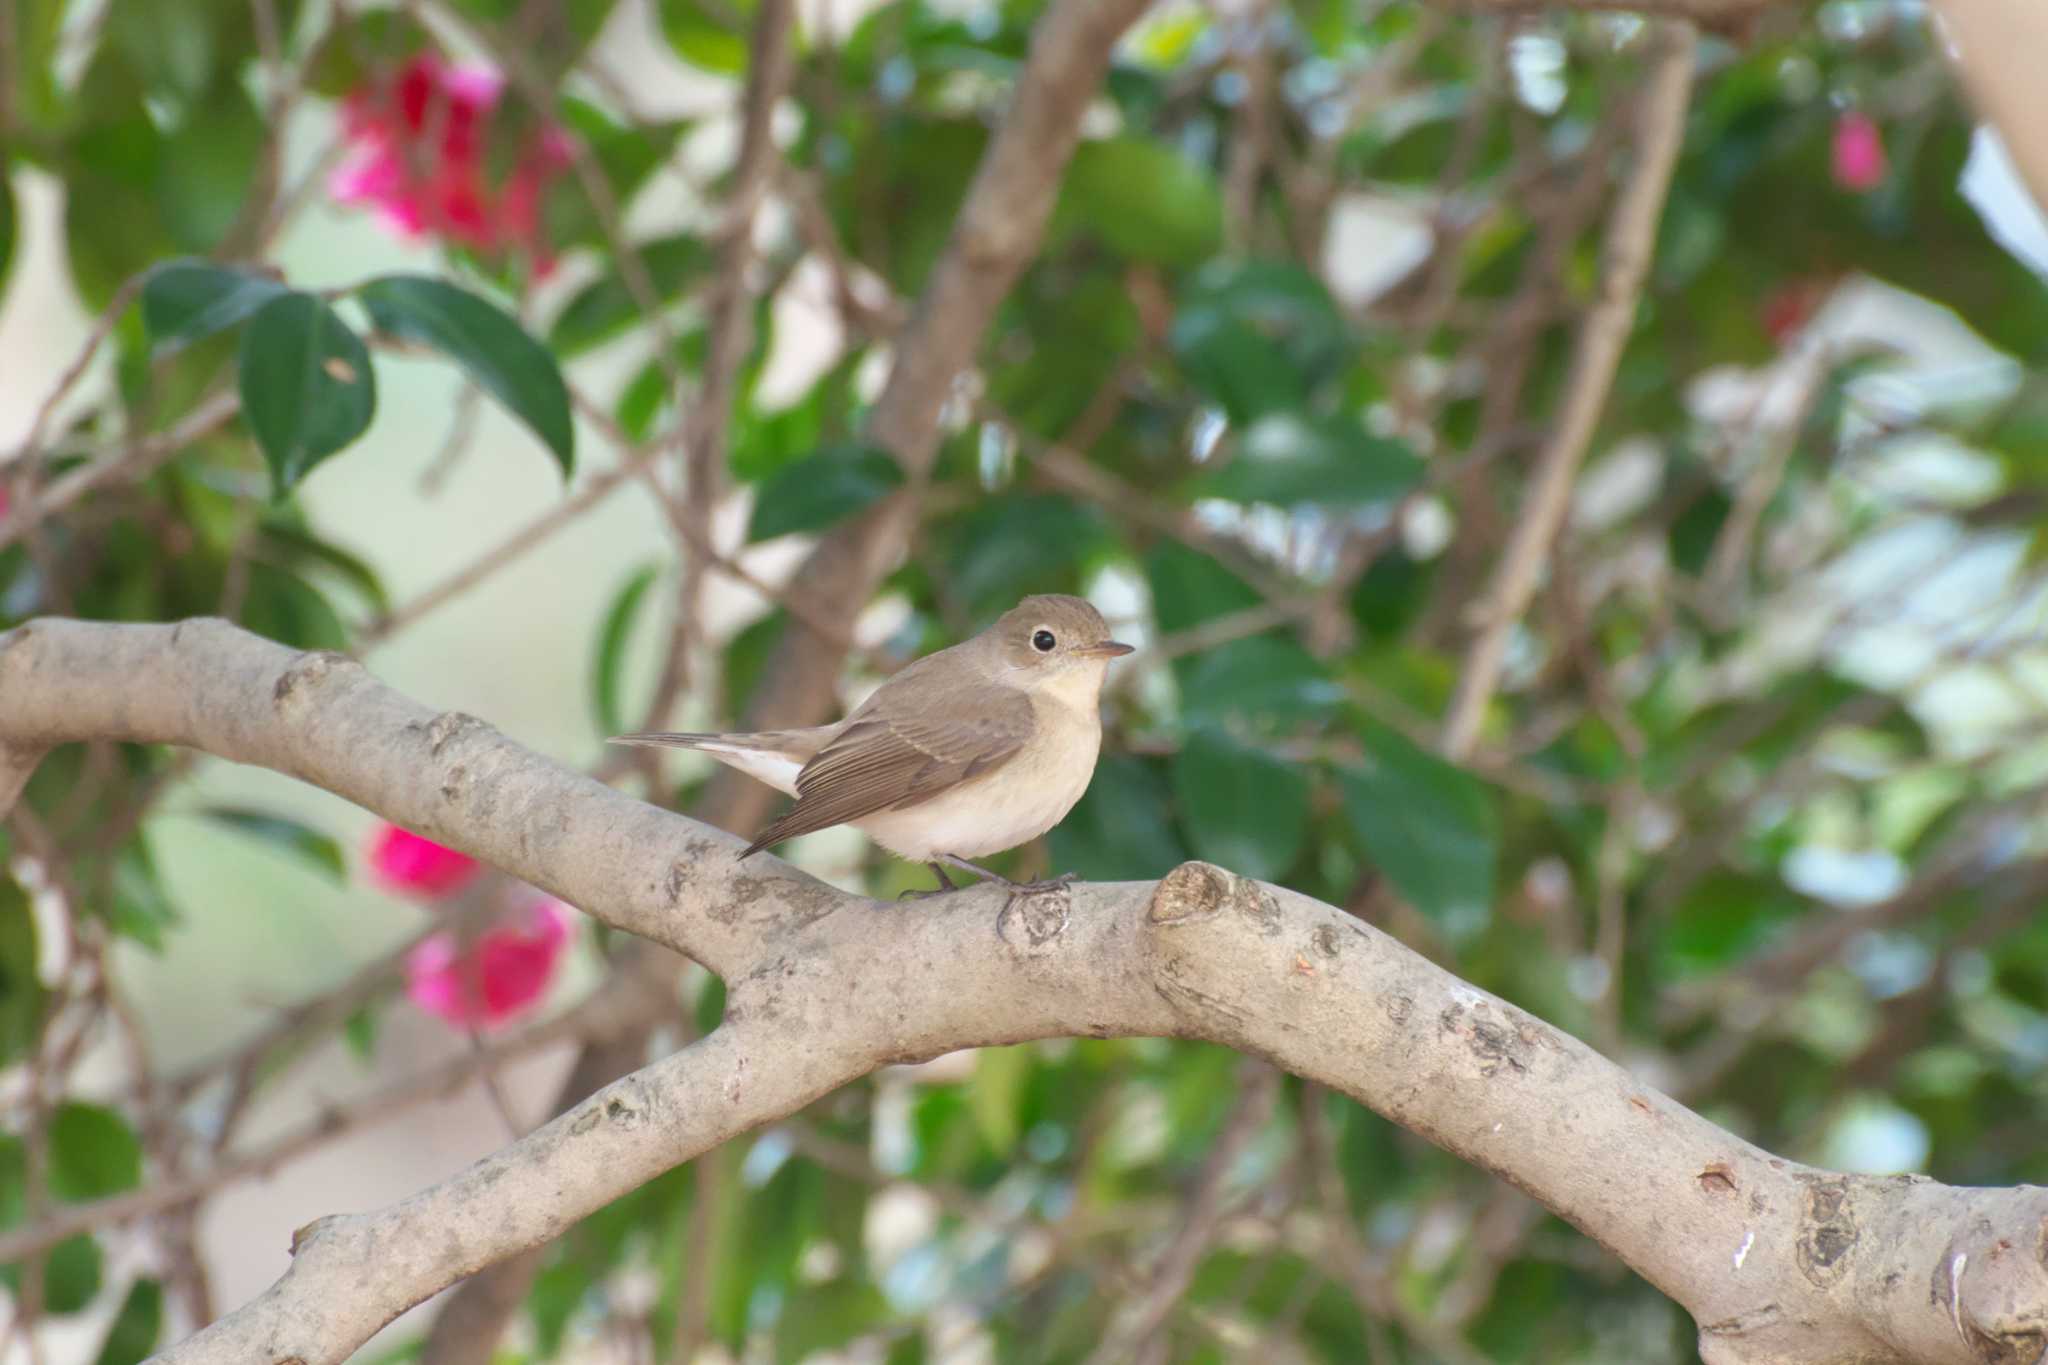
[853,698,1102,862]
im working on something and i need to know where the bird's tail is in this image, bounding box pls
[609,728,823,798]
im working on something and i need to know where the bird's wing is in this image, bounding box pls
[741,674,1034,856]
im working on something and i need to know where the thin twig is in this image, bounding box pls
[1440,24,1697,760]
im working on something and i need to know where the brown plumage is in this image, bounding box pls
[614,594,1133,888]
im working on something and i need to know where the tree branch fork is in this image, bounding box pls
[1,617,2041,1365]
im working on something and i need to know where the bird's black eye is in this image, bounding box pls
[1032,629,1057,653]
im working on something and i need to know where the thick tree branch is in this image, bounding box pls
[4,616,2045,1365]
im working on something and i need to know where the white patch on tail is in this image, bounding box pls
[691,740,804,797]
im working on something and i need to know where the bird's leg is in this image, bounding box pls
[940,854,1076,942]
[897,861,962,901]
[937,854,1077,895]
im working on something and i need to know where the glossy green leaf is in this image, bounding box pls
[140,259,287,353]
[1339,724,1497,931]
[0,875,41,1068]
[255,519,393,616]
[62,95,175,309]
[93,1278,162,1365]
[156,80,264,251]
[201,807,346,883]
[1048,755,1186,881]
[1059,137,1223,268]
[241,563,351,652]
[1172,730,1310,882]
[549,234,712,356]
[48,1103,143,1203]
[1196,414,1422,508]
[942,494,1107,616]
[747,445,904,542]
[658,0,757,71]
[357,275,575,476]
[107,1,218,101]
[1,1234,103,1314]
[237,291,377,492]
[1145,541,1262,636]
[592,562,661,736]
[1171,260,1352,421]
[1179,636,1345,732]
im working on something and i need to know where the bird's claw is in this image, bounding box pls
[994,873,1075,944]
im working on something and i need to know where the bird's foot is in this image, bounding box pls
[994,873,1075,945]
[997,870,1078,896]
[896,886,953,901]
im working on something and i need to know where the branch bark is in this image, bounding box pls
[4,616,2045,1365]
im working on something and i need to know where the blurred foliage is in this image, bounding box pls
[4,0,2048,1360]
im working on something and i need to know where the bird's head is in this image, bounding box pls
[980,594,1134,693]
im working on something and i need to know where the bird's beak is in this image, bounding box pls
[1077,640,1136,659]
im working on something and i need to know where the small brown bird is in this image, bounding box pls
[614,594,1133,893]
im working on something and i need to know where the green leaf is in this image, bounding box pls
[2,1234,103,1314]
[254,519,393,616]
[305,10,432,97]
[1338,724,1497,932]
[1059,137,1223,268]
[942,494,1107,617]
[1145,541,1263,636]
[357,275,575,476]
[107,838,179,951]
[200,807,346,883]
[156,80,265,252]
[747,445,904,542]
[107,1,217,101]
[48,1103,143,1203]
[1196,414,1423,508]
[616,358,668,441]
[237,291,377,493]
[970,1045,1030,1156]
[0,876,42,1068]
[344,1005,379,1062]
[592,562,660,736]
[240,563,351,652]
[92,1279,162,1365]
[140,259,288,353]
[1171,260,1352,422]
[548,233,711,356]
[1048,755,1186,881]
[1179,636,1345,732]
[658,0,757,71]
[1171,730,1310,882]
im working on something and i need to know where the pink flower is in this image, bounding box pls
[1831,112,1887,192]
[367,824,480,899]
[329,54,573,272]
[405,898,575,1029]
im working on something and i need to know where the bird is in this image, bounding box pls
[612,594,1134,895]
